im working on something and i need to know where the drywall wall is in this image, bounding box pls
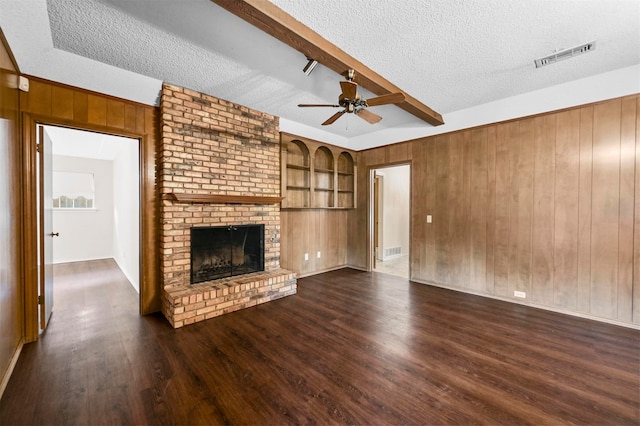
[52,155,114,263]
[381,165,410,259]
[112,140,140,292]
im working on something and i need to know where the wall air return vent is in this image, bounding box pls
[534,41,596,68]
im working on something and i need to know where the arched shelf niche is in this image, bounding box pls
[337,152,355,208]
[280,132,357,209]
[313,146,335,208]
[282,139,310,208]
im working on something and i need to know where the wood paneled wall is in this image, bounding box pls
[281,209,348,277]
[351,95,640,326]
[19,76,161,339]
[0,31,23,396]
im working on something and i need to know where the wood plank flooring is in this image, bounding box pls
[1,259,638,425]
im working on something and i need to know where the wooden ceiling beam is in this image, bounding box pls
[211,0,444,126]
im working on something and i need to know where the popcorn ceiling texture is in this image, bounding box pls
[37,0,639,143]
[160,83,295,327]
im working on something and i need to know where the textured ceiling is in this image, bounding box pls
[1,0,639,149]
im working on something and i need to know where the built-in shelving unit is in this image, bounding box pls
[283,139,311,208]
[280,132,356,209]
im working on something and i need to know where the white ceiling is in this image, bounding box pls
[45,125,137,161]
[1,0,639,150]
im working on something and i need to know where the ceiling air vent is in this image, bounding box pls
[534,41,596,68]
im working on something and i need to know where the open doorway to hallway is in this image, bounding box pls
[371,164,410,278]
[40,125,140,327]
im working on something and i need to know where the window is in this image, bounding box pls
[53,171,95,209]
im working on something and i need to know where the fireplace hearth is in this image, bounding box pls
[191,224,265,284]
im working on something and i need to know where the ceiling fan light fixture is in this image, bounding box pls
[303,57,318,75]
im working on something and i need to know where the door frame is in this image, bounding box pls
[22,112,155,341]
[368,162,412,275]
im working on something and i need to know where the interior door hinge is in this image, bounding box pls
[38,295,43,305]
[36,143,41,153]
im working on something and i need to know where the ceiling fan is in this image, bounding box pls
[298,69,406,126]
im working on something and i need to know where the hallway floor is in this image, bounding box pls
[373,254,409,278]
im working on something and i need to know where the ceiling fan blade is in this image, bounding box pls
[365,92,405,107]
[298,104,341,107]
[339,81,358,100]
[355,108,382,124]
[322,110,346,126]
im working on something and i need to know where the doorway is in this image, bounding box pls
[37,124,140,333]
[370,164,410,278]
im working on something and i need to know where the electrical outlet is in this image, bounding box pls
[317,251,321,258]
[514,290,526,298]
[426,214,432,223]
[304,253,309,261]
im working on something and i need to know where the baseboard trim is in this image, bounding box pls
[296,265,349,278]
[345,264,368,272]
[0,338,25,399]
[411,278,640,330]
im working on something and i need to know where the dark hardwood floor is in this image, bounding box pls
[1,259,638,425]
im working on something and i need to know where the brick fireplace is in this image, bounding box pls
[160,83,296,328]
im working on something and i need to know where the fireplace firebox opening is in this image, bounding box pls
[191,224,265,284]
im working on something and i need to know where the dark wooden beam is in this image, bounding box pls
[211,0,444,127]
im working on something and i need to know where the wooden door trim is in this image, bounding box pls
[367,162,412,275]
[22,114,38,342]
[21,113,158,341]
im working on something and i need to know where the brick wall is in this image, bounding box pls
[159,83,295,327]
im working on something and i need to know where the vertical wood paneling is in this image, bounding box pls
[409,141,426,279]
[424,139,437,283]
[0,33,23,394]
[280,210,289,270]
[348,151,368,268]
[460,131,472,288]
[506,122,521,298]
[352,94,639,326]
[27,80,52,116]
[531,115,556,305]
[73,91,88,122]
[617,98,636,322]
[590,100,621,318]
[485,126,497,294]
[87,94,107,126]
[124,104,137,131]
[634,97,640,323]
[141,106,160,314]
[434,135,451,284]
[51,86,74,120]
[577,106,593,313]
[387,141,409,163]
[515,120,534,296]
[519,121,536,294]
[447,132,465,286]
[493,123,511,297]
[553,110,580,310]
[135,106,146,134]
[469,128,487,291]
[107,99,125,128]
[281,209,348,277]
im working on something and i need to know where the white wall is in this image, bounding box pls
[112,141,140,292]
[52,155,114,263]
[381,165,410,259]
